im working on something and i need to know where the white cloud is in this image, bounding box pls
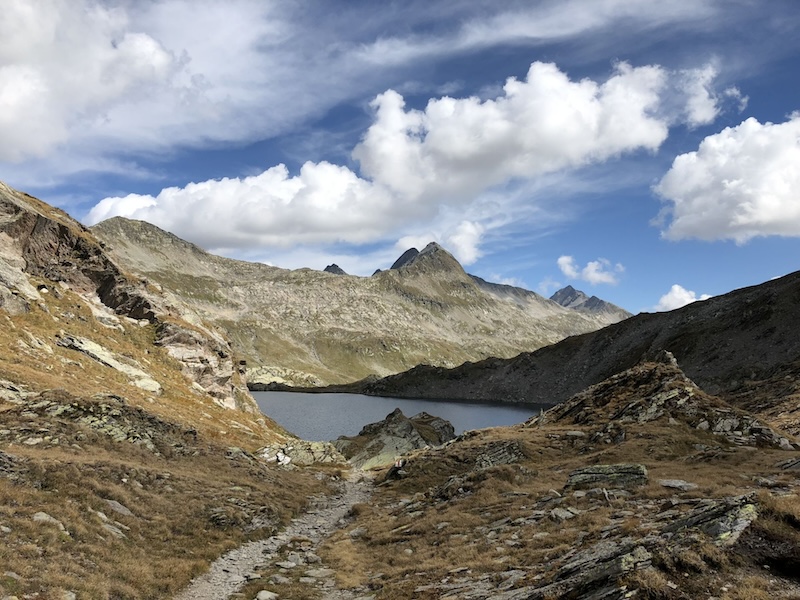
[354,61,669,205]
[557,256,580,279]
[558,256,623,285]
[87,60,682,261]
[655,284,711,311]
[0,0,719,185]
[656,114,800,243]
[0,0,178,162]
[446,221,485,265]
[679,65,720,128]
[86,162,394,249]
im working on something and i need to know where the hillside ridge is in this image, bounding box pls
[91,217,630,387]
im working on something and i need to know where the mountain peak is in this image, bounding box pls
[391,242,465,276]
[550,285,589,308]
[324,264,347,275]
[550,285,631,320]
[390,247,419,269]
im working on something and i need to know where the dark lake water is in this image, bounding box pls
[252,391,546,441]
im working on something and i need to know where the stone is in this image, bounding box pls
[475,440,527,469]
[255,592,279,600]
[32,511,66,533]
[274,561,296,569]
[550,508,576,522]
[104,498,134,517]
[659,479,699,492]
[101,523,127,539]
[334,408,455,470]
[304,568,335,578]
[349,526,367,539]
[565,464,648,490]
[55,334,162,394]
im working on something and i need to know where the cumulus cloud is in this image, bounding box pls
[0,0,178,161]
[655,114,800,243]
[354,61,669,205]
[87,61,683,259]
[655,284,711,311]
[557,256,624,285]
[86,162,394,249]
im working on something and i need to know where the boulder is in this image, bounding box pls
[258,441,346,465]
[334,408,455,470]
[565,464,648,490]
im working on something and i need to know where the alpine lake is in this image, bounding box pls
[253,391,548,441]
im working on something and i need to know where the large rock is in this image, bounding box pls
[56,333,162,394]
[565,464,648,490]
[334,408,455,470]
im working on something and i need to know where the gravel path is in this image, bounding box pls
[173,471,373,600]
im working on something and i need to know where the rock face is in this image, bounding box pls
[323,264,347,275]
[389,247,419,269]
[355,270,800,435]
[550,285,631,322]
[333,408,455,469]
[0,181,255,413]
[538,359,799,450]
[565,464,649,490]
[91,218,630,387]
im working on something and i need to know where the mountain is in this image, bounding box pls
[90,221,630,387]
[550,284,631,321]
[324,263,347,275]
[354,270,800,436]
[3,181,799,599]
[0,181,340,598]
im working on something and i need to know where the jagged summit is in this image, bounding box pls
[390,247,419,269]
[324,264,347,275]
[391,242,466,277]
[550,284,631,320]
[550,285,588,308]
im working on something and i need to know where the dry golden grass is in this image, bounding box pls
[0,435,329,599]
[317,417,800,599]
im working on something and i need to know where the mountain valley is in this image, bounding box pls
[0,181,798,600]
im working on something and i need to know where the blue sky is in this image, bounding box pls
[1,1,799,313]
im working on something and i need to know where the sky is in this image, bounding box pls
[1,0,799,313]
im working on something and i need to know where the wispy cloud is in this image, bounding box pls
[557,256,624,285]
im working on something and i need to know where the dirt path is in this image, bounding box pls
[173,471,374,600]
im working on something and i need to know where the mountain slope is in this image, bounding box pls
[357,270,800,435]
[91,220,630,386]
[0,181,336,598]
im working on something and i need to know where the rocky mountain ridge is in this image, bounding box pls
[550,284,631,321]
[91,218,630,387]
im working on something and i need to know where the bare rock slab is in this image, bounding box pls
[565,463,648,490]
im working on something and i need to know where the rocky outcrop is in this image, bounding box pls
[333,408,455,469]
[323,264,347,275]
[56,333,162,394]
[537,359,799,450]
[257,440,346,465]
[565,464,649,490]
[154,321,252,411]
[0,389,199,455]
[0,182,256,413]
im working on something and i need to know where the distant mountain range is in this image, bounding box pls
[345,269,800,436]
[91,218,630,387]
